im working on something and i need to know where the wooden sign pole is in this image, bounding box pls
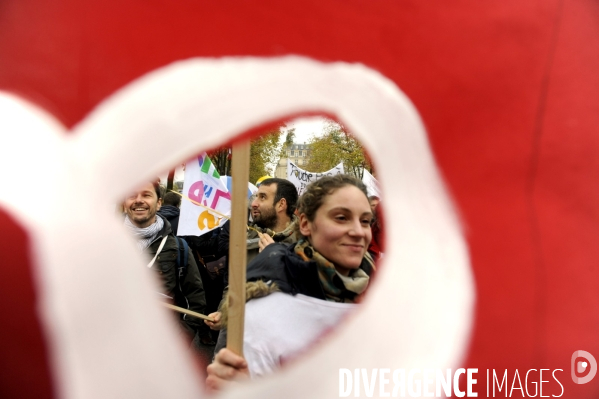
[161,302,215,322]
[226,141,251,356]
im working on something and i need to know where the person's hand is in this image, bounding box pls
[258,231,275,252]
[206,348,250,392]
[204,311,222,330]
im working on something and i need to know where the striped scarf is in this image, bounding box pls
[124,215,164,251]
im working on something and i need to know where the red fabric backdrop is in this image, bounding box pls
[1,1,597,397]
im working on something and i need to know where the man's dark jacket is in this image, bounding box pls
[147,215,207,338]
[157,205,180,235]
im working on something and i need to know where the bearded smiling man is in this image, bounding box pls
[123,179,207,348]
[124,183,162,230]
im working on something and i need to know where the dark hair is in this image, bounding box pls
[298,174,368,221]
[163,191,181,207]
[260,178,299,217]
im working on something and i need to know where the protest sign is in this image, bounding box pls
[286,160,344,195]
[178,153,231,236]
[362,169,380,199]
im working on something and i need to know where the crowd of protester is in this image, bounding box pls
[121,174,384,391]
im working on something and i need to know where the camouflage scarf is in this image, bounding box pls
[247,214,299,250]
[253,214,298,239]
[293,238,371,303]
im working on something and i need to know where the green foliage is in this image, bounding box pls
[305,121,373,179]
[249,129,283,184]
[207,147,232,176]
[207,125,287,184]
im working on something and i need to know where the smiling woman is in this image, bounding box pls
[206,174,375,390]
[298,177,373,277]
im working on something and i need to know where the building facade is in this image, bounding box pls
[275,143,311,178]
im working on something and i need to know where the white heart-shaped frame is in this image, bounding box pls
[0,56,473,399]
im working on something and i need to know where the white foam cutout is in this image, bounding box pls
[0,56,474,399]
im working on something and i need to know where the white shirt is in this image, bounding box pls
[243,292,357,377]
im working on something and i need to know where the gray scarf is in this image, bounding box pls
[124,215,164,251]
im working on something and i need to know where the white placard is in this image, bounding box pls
[362,169,381,199]
[178,153,230,236]
[286,160,344,196]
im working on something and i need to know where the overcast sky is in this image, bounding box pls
[160,116,329,183]
[281,116,328,144]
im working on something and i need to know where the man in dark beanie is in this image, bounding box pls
[157,191,182,235]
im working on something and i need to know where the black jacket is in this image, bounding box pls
[157,205,180,235]
[246,242,374,302]
[147,215,206,336]
[219,218,299,287]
